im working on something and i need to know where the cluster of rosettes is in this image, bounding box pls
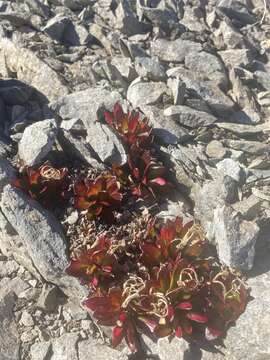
[13,103,171,219]
[66,217,248,352]
[12,103,249,353]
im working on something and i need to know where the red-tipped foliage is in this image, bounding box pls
[66,236,117,288]
[74,174,123,219]
[104,103,152,151]
[66,217,248,352]
[128,151,171,199]
[12,162,69,209]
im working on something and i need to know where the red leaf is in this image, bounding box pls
[104,111,114,125]
[187,312,208,323]
[177,302,193,310]
[175,326,183,338]
[149,177,167,186]
[112,326,125,348]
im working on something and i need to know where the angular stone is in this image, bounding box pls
[127,79,169,108]
[206,140,227,159]
[114,0,149,36]
[30,341,52,360]
[78,338,126,360]
[18,119,58,166]
[140,105,190,145]
[151,38,202,63]
[51,88,127,165]
[25,0,50,18]
[0,39,69,102]
[42,14,69,42]
[167,77,186,105]
[216,158,245,183]
[164,105,217,128]
[224,140,270,155]
[0,293,20,360]
[219,49,253,69]
[255,70,270,91]
[193,175,239,241]
[216,122,269,136]
[51,333,79,360]
[213,205,259,270]
[135,56,166,81]
[184,51,227,88]
[0,185,88,300]
[58,129,104,169]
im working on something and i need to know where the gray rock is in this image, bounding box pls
[216,158,245,183]
[30,341,52,360]
[255,70,270,91]
[42,14,69,42]
[0,277,29,299]
[213,205,259,270]
[181,5,207,32]
[114,0,149,36]
[216,122,269,136]
[151,38,202,63]
[217,0,256,25]
[137,1,178,33]
[0,185,87,300]
[0,259,19,277]
[37,284,63,313]
[0,159,16,194]
[164,105,217,128]
[119,38,148,60]
[78,338,126,360]
[224,140,270,155]
[51,87,127,165]
[25,0,50,18]
[167,77,186,105]
[0,39,69,102]
[20,310,34,327]
[51,333,79,360]
[193,175,239,241]
[0,292,20,360]
[111,57,137,82]
[140,105,190,145]
[214,20,246,49]
[127,78,169,108]
[167,67,235,115]
[206,140,227,159]
[89,23,112,53]
[135,56,166,81]
[219,49,253,69]
[58,129,104,169]
[18,119,58,166]
[184,51,227,88]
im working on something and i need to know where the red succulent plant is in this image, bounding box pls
[66,216,248,353]
[104,103,152,151]
[84,287,140,352]
[66,236,117,288]
[73,174,123,219]
[128,151,170,199]
[12,162,69,209]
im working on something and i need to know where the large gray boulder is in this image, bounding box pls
[51,87,127,165]
[213,205,259,270]
[0,185,87,300]
[0,39,69,102]
[18,119,58,166]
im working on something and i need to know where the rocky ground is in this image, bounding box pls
[0,0,270,359]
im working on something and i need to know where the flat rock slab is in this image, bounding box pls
[0,185,87,300]
[151,38,202,63]
[0,38,69,102]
